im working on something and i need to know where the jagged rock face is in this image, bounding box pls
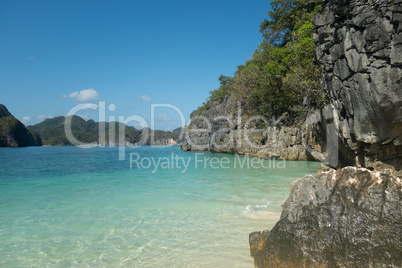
[181,97,325,161]
[250,167,402,267]
[314,0,402,172]
[250,2,402,266]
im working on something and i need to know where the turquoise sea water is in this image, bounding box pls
[0,146,321,267]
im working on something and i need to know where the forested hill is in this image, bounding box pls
[0,104,42,147]
[29,115,182,146]
[181,0,327,159]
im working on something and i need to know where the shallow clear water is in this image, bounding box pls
[0,146,321,267]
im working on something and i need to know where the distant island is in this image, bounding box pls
[0,104,182,147]
[0,104,42,147]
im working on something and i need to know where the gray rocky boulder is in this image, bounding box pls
[250,167,402,267]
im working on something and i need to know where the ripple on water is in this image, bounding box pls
[0,146,321,267]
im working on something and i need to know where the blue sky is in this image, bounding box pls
[0,0,270,130]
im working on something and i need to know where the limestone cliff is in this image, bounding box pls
[250,1,402,267]
[181,96,326,161]
[0,104,42,147]
[183,0,402,172]
[314,0,402,172]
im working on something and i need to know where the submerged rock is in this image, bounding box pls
[251,167,402,267]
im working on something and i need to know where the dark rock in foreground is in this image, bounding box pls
[250,167,402,267]
[249,230,270,260]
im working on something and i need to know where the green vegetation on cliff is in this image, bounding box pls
[199,0,325,119]
[0,104,42,147]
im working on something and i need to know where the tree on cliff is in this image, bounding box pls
[260,0,324,45]
[199,0,325,120]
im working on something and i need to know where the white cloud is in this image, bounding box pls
[69,91,78,98]
[37,115,52,119]
[65,88,99,102]
[21,116,31,123]
[27,56,36,61]
[157,114,171,122]
[60,94,67,98]
[141,95,152,102]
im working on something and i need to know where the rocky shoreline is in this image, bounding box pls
[249,0,402,267]
[180,97,327,163]
[181,0,401,266]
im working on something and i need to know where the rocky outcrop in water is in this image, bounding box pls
[314,0,402,173]
[181,96,326,161]
[0,104,42,147]
[250,167,402,267]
